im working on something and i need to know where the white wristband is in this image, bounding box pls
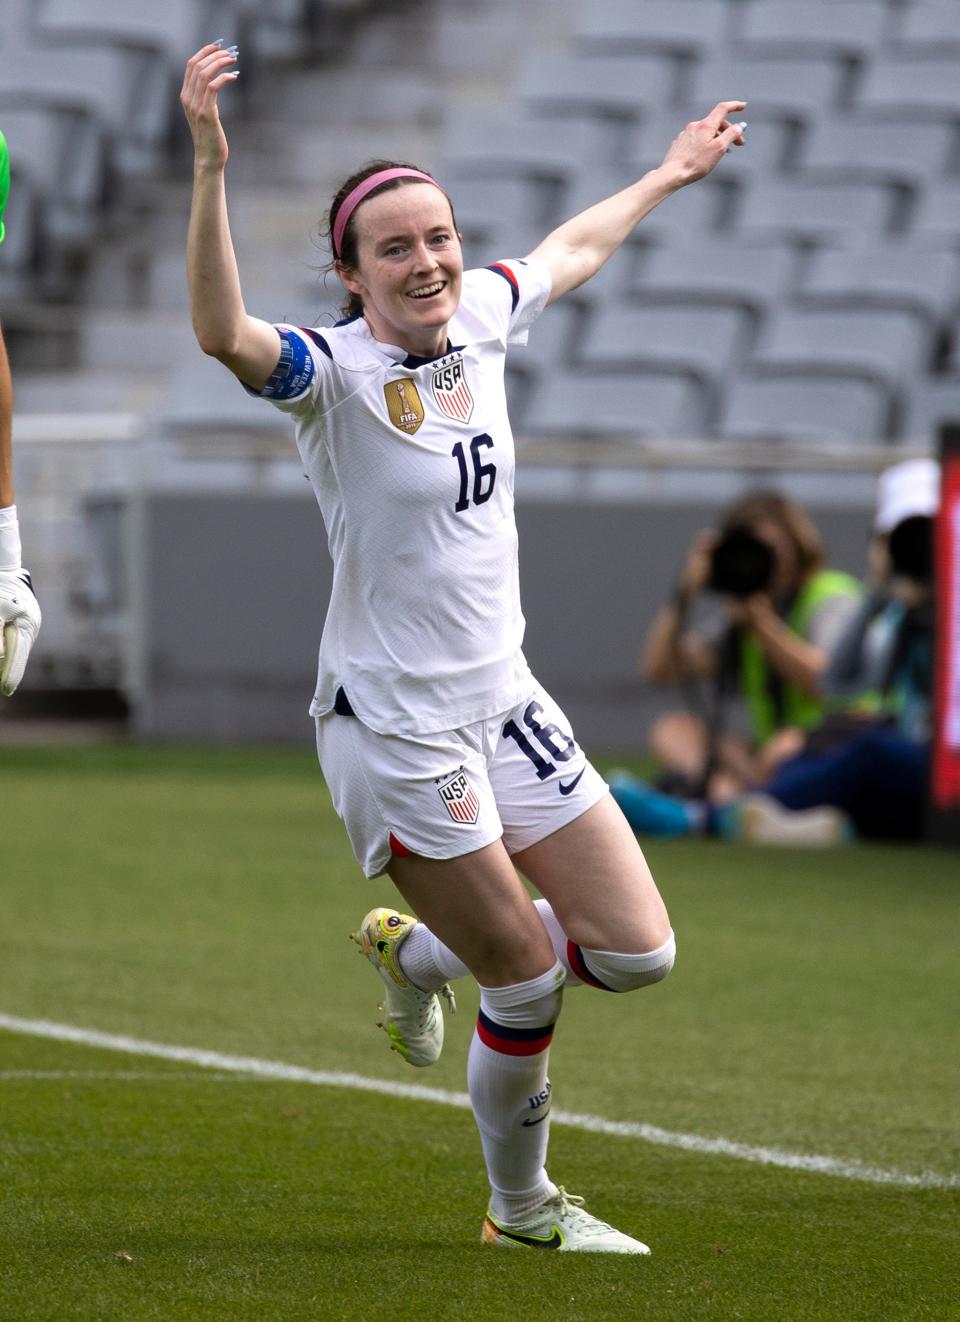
[0,504,22,570]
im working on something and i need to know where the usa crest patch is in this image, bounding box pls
[436,768,480,824]
[432,357,474,424]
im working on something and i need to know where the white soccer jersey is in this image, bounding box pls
[251,257,552,735]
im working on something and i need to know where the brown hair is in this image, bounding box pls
[721,489,825,579]
[322,159,459,320]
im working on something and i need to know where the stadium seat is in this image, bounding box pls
[518,54,679,134]
[736,1,892,61]
[34,0,202,64]
[890,4,960,58]
[716,374,893,445]
[0,105,106,257]
[578,304,748,421]
[688,55,847,127]
[734,179,898,245]
[748,308,933,396]
[161,354,290,436]
[441,174,553,243]
[522,368,707,440]
[437,114,612,191]
[0,43,170,179]
[797,248,960,332]
[900,378,960,446]
[574,0,730,60]
[631,240,797,321]
[908,181,960,250]
[797,117,955,190]
[857,57,960,123]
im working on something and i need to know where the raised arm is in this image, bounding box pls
[527,101,746,305]
[180,43,280,389]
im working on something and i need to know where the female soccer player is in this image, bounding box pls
[181,41,745,1254]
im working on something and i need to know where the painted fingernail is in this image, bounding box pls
[226,45,238,53]
[738,121,748,131]
[212,37,225,45]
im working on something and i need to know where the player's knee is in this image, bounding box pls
[573,930,676,993]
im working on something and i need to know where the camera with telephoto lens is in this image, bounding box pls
[888,515,932,584]
[707,526,776,598]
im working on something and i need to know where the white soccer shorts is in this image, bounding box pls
[315,681,608,878]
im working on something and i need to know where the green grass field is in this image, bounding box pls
[1,744,958,1321]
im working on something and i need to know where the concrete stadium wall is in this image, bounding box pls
[127,486,873,755]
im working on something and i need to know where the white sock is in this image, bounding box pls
[398,899,578,990]
[468,961,565,1223]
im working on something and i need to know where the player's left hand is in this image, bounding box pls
[660,101,747,187]
[0,568,41,696]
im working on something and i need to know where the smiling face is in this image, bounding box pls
[336,183,463,358]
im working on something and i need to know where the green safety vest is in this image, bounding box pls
[740,569,863,744]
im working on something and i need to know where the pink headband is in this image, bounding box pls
[333,168,442,259]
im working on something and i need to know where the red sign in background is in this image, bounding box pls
[931,445,960,811]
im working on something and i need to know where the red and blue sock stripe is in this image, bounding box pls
[476,1008,555,1056]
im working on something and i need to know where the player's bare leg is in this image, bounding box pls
[513,792,670,955]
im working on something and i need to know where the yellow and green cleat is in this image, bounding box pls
[350,907,455,1068]
[482,1186,651,1254]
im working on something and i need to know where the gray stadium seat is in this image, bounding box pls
[0,46,134,132]
[689,55,846,126]
[737,2,892,61]
[574,0,729,62]
[797,248,960,331]
[891,4,960,57]
[437,115,612,190]
[162,355,290,436]
[716,375,893,446]
[522,369,707,440]
[857,57,960,123]
[441,175,549,246]
[734,179,898,245]
[578,304,748,416]
[1,106,106,253]
[797,117,955,190]
[0,43,170,178]
[908,182,960,250]
[519,54,679,128]
[632,241,797,321]
[749,308,933,396]
[901,378,960,446]
[34,0,202,64]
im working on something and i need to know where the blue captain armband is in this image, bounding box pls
[256,328,316,400]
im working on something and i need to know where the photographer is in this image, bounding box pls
[641,490,863,801]
[762,459,936,841]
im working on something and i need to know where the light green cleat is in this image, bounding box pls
[482,1187,651,1254]
[350,907,455,1068]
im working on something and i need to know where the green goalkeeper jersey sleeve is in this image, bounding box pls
[0,129,8,244]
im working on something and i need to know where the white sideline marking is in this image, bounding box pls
[2,1013,957,1192]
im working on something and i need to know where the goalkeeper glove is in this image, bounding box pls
[0,565,41,697]
[0,503,41,694]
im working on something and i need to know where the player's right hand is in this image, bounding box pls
[0,568,41,696]
[180,41,239,169]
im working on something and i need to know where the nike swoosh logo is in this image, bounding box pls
[558,769,585,796]
[493,1225,563,1249]
[522,1107,551,1127]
